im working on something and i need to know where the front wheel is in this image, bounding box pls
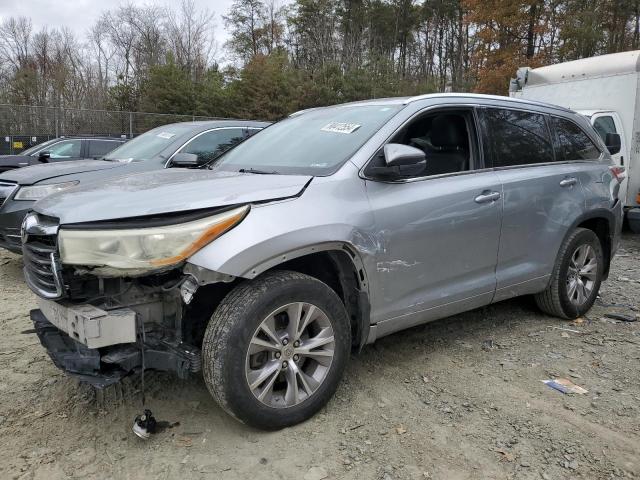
[535,228,604,319]
[202,270,351,429]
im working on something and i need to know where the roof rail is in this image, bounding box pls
[403,92,573,113]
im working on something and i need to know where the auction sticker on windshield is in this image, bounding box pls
[321,122,361,134]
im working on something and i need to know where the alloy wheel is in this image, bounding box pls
[245,302,335,408]
[566,244,597,306]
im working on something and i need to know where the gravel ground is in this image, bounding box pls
[0,235,639,480]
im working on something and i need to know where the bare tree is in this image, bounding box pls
[165,0,217,80]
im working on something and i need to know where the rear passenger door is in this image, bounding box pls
[479,108,588,302]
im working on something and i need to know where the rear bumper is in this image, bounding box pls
[31,308,202,389]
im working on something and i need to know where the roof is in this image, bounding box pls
[174,119,271,129]
[525,50,640,86]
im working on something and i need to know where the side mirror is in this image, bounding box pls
[369,144,426,179]
[170,152,199,168]
[38,151,51,162]
[605,133,621,156]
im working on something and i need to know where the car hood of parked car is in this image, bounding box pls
[35,168,313,224]
[0,160,121,186]
[0,155,37,171]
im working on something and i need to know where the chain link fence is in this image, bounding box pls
[0,104,221,155]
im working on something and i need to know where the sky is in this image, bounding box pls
[0,0,236,50]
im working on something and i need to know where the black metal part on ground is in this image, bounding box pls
[31,309,202,389]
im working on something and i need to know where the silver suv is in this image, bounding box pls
[23,94,624,429]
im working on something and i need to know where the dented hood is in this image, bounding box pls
[35,168,312,224]
[0,160,120,185]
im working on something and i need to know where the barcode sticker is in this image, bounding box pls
[321,122,361,134]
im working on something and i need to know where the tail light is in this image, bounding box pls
[636,191,640,205]
[610,166,626,183]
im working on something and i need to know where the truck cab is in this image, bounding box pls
[510,50,640,229]
[579,110,628,202]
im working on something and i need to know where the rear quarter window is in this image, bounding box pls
[550,117,601,161]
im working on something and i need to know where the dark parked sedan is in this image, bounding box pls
[0,137,126,173]
[0,120,269,252]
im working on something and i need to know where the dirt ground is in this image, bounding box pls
[0,236,639,480]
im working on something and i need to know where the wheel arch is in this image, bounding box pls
[256,243,371,352]
[564,209,615,280]
[185,242,372,352]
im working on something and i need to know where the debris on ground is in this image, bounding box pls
[304,466,329,480]
[604,312,638,322]
[542,378,588,395]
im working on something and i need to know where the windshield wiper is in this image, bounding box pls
[238,168,279,175]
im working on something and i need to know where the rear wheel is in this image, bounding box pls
[202,270,351,429]
[535,228,604,319]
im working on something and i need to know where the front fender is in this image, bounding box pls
[187,204,373,281]
[186,171,378,287]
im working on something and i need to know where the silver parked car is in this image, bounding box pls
[0,121,267,253]
[23,94,624,429]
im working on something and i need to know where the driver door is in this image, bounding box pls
[364,108,502,334]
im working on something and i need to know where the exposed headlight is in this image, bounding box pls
[14,181,79,201]
[59,205,249,270]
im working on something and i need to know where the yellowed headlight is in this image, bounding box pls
[59,205,249,271]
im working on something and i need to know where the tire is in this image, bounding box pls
[535,228,604,319]
[202,270,351,429]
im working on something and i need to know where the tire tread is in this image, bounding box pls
[201,270,349,428]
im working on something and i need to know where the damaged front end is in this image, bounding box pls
[23,209,242,389]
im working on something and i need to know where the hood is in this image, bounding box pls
[0,160,121,185]
[0,155,35,170]
[35,168,312,224]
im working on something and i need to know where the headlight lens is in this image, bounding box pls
[59,205,249,270]
[14,181,79,201]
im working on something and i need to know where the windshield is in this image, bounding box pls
[21,138,60,156]
[214,104,403,175]
[103,123,194,162]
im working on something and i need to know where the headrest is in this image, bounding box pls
[430,115,465,148]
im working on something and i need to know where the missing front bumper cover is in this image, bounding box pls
[31,309,202,389]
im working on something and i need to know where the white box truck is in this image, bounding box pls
[509,50,640,230]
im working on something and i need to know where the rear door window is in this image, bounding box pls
[178,128,246,164]
[88,140,122,158]
[480,108,554,167]
[551,117,601,161]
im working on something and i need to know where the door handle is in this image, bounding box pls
[559,177,577,187]
[620,156,624,166]
[474,191,501,204]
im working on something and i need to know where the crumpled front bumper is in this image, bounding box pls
[31,309,127,388]
[31,309,202,389]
